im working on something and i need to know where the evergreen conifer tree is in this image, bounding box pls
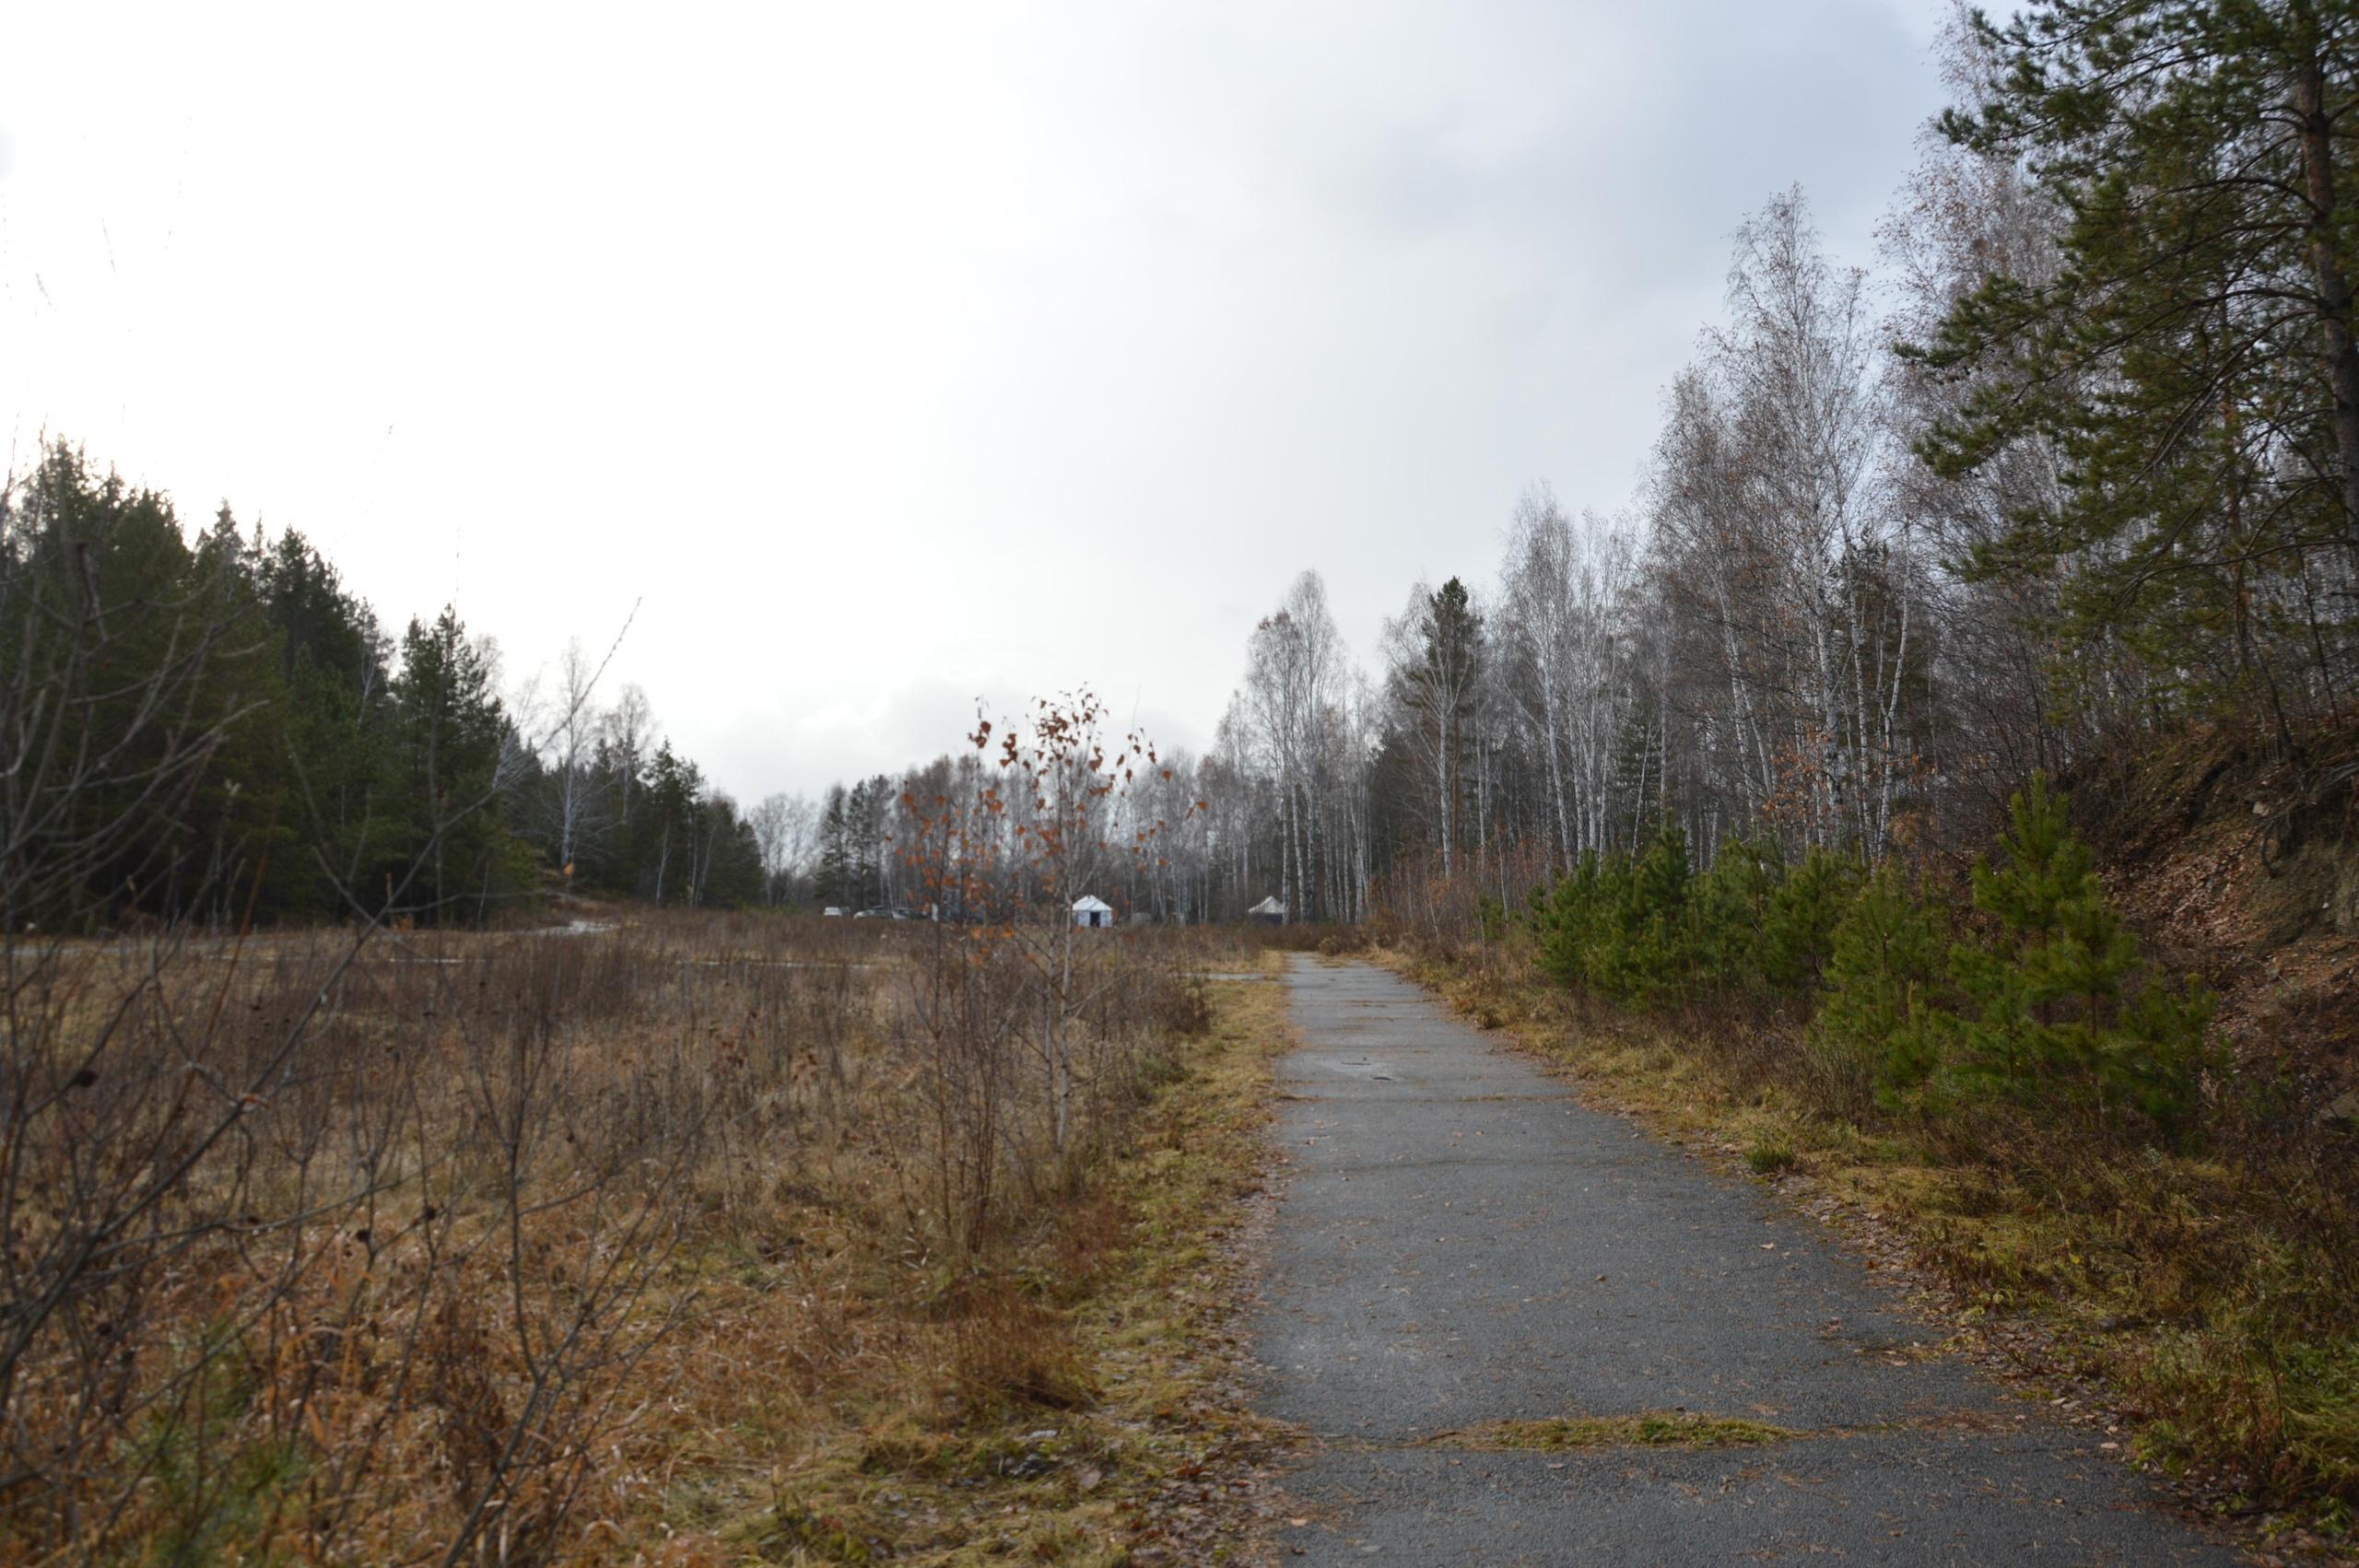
[383,607,528,922]
[1689,836,1781,988]
[815,785,854,907]
[1810,862,1950,1108]
[1756,846,1861,994]
[1945,775,2213,1135]
[1914,1,2359,710]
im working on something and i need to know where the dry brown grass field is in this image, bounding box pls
[0,909,1292,1564]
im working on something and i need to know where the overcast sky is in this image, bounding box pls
[4,1,1955,802]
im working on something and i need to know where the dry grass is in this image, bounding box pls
[0,910,1292,1564]
[679,966,1295,1566]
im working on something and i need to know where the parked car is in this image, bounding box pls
[822,906,847,918]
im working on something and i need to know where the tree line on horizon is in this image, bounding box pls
[12,3,2357,935]
[0,442,801,928]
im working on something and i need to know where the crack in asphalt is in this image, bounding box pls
[1249,956,2235,1566]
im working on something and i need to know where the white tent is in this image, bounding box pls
[1247,895,1286,925]
[1072,895,1114,929]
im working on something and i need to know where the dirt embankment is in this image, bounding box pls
[2069,727,2359,1120]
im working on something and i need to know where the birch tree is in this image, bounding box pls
[1652,189,1922,856]
[749,790,816,906]
[1498,490,1640,865]
[1241,572,1347,919]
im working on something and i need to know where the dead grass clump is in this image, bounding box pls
[1238,921,1372,954]
[1044,1190,1131,1304]
[941,1276,1098,1417]
[1148,972,1215,1038]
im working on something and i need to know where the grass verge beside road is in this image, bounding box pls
[706,972,1295,1566]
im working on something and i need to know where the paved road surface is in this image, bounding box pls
[1251,957,2234,1565]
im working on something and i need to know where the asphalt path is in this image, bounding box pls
[1251,957,2235,1565]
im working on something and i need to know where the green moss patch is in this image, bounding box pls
[1431,1411,1800,1451]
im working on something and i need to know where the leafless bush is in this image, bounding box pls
[0,911,758,1562]
[880,696,1204,1265]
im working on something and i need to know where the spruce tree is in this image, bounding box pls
[383,608,526,922]
[258,529,393,917]
[642,743,703,905]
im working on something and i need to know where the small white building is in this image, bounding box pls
[1248,895,1286,925]
[1072,895,1115,929]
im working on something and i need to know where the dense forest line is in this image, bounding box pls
[14,5,2359,940]
[1,443,779,928]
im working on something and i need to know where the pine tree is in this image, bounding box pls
[1388,577,1486,872]
[1689,835,1779,989]
[1606,692,1665,850]
[1582,825,1691,1003]
[1535,850,1608,990]
[854,774,895,907]
[1626,823,1692,990]
[1945,776,2213,1135]
[1913,1,2359,714]
[1755,846,1861,994]
[1809,863,1950,1109]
